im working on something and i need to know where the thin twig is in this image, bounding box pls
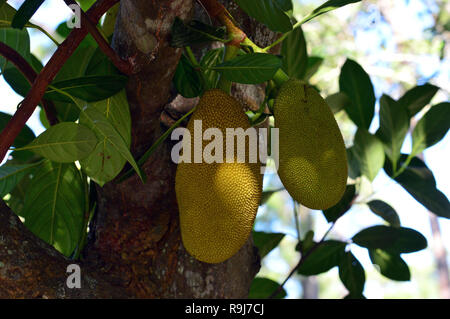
[0,0,120,162]
[268,222,335,299]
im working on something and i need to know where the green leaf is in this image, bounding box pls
[11,0,45,30]
[411,102,450,157]
[352,225,427,254]
[339,59,375,129]
[325,92,350,114]
[281,25,307,80]
[212,53,282,84]
[369,248,410,281]
[304,56,323,81]
[322,184,356,223]
[398,83,439,118]
[384,155,450,219]
[376,95,409,169]
[0,161,41,197]
[22,160,85,257]
[253,231,285,258]
[234,0,292,33]
[54,44,97,81]
[0,27,31,72]
[352,129,385,181]
[301,0,362,24]
[298,240,346,276]
[339,251,365,295]
[45,75,129,102]
[85,46,121,77]
[170,17,226,48]
[346,146,360,179]
[200,48,223,90]
[260,188,284,205]
[367,200,401,227]
[174,54,203,98]
[299,230,315,253]
[17,122,98,163]
[0,112,35,147]
[248,277,286,299]
[78,90,138,185]
[274,0,293,12]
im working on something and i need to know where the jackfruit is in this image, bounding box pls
[175,89,263,264]
[274,79,347,210]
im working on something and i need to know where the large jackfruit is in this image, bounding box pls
[175,89,263,264]
[274,79,348,210]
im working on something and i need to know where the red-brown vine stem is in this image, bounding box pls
[0,42,58,126]
[62,0,134,75]
[0,0,120,162]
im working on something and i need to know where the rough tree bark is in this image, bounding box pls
[0,0,278,298]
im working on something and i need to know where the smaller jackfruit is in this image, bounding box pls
[175,89,263,264]
[274,79,348,210]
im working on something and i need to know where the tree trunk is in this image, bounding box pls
[1,0,278,298]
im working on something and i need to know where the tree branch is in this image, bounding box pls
[0,0,119,163]
[63,0,135,75]
[0,42,58,126]
[0,200,128,298]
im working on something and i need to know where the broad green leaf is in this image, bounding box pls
[297,240,346,276]
[274,0,293,12]
[346,146,360,179]
[369,248,410,281]
[260,188,284,205]
[352,129,385,181]
[78,91,139,185]
[212,53,282,84]
[54,102,80,122]
[174,54,203,98]
[411,102,450,157]
[0,111,35,147]
[5,167,33,215]
[0,27,31,72]
[45,75,129,102]
[281,25,307,80]
[85,46,121,77]
[298,230,315,253]
[398,83,439,118]
[0,1,42,31]
[22,161,85,257]
[352,225,427,254]
[0,161,40,197]
[2,53,41,97]
[170,17,226,47]
[253,231,285,258]
[376,95,409,169]
[11,0,45,30]
[18,122,98,163]
[234,0,292,33]
[339,251,365,295]
[384,155,450,219]
[248,277,286,299]
[339,59,375,129]
[325,92,350,114]
[304,56,323,81]
[322,184,356,223]
[200,48,223,91]
[301,0,362,24]
[367,200,401,227]
[54,44,97,81]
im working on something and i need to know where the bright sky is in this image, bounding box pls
[1,0,449,299]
